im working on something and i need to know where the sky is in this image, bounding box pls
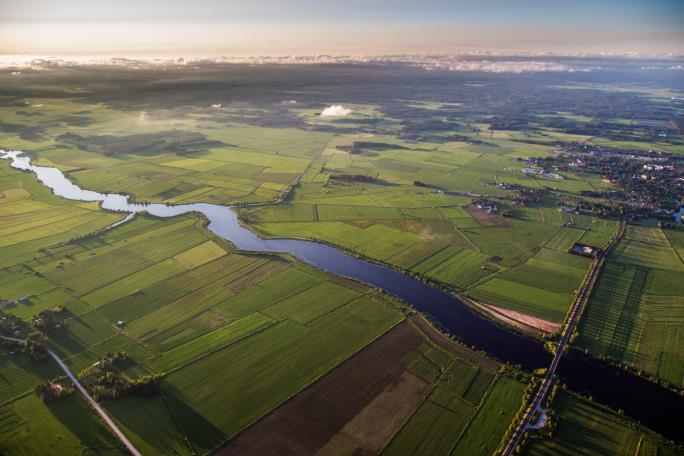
[1,0,683,57]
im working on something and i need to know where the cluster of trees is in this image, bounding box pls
[330,174,382,184]
[529,379,559,441]
[500,364,532,383]
[31,310,59,334]
[78,351,127,378]
[25,336,48,361]
[502,375,560,454]
[658,221,682,230]
[35,381,73,403]
[79,352,160,402]
[89,374,160,402]
[0,311,24,337]
[412,180,438,189]
[0,312,49,361]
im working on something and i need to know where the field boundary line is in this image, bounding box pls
[542,224,564,249]
[157,385,196,454]
[0,386,49,408]
[300,293,368,326]
[659,226,684,266]
[442,217,481,253]
[446,374,500,454]
[158,318,280,376]
[378,377,442,454]
[214,316,407,454]
[118,255,268,342]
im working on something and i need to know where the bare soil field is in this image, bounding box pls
[467,299,561,336]
[219,320,424,455]
[466,207,511,228]
[318,371,429,455]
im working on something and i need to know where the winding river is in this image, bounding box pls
[1,149,682,443]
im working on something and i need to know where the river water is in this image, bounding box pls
[1,150,682,442]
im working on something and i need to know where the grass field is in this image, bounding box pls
[577,223,684,387]
[241,130,612,277]
[384,372,525,456]
[247,188,605,325]
[0,394,120,455]
[1,98,333,205]
[469,248,590,323]
[0,177,414,454]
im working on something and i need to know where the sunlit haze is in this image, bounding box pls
[1,0,683,57]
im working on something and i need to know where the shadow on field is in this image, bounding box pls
[161,381,226,454]
[49,395,124,453]
[47,324,86,358]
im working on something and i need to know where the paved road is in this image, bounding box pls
[1,335,142,456]
[501,220,625,456]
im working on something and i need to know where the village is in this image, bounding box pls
[519,143,683,222]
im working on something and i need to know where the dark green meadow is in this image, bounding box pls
[577,223,684,387]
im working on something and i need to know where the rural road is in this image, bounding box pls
[501,220,625,456]
[1,335,142,456]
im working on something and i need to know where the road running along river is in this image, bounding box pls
[1,150,682,443]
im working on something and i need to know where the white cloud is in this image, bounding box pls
[416,60,591,73]
[320,105,352,117]
[1,54,682,74]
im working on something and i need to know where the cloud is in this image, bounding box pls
[1,54,682,74]
[320,105,352,117]
[416,59,591,73]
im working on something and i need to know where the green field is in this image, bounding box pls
[384,366,524,456]
[0,175,412,454]
[524,393,681,456]
[246,183,613,323]
[0,98,333,206]
[469,248,590,323]
[577,224,684,386]
[0,395,121,455]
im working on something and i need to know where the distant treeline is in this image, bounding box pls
[57,130,223,156]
